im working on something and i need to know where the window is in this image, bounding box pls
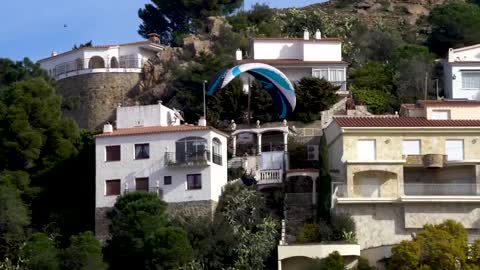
[134,143,150,159]
[307,145,319,161]
[175,137,208,162]
[446,140,464,161]
[212,138,222,165]
[403,140,421,155]
[312,69,328,79]
[106,145,121,161]
[462,72,480,90]
[431,110,450,120]
[106,179,121,196]
[135,177,149,192]
[164,176,172,185]
[357,140,376,160]
[187,174,202,190]
[330,69,345,83]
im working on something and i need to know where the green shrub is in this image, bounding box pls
[297,223,320,243]
[357,257,375,270]
[331,213,356,242]
[317,220,333,242]
[353,88,391,114]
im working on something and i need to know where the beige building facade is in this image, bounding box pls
[324,100,480,268]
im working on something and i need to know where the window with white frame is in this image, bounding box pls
[330,69,345,83]
[445,139,464,161]
[312,69,328,79]
[357,140,376,160]
[431,110,450,120]
[462,72,480,90]
[402,140,421,156]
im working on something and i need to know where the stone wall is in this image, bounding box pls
[335,203,480,266]
[284,193,315,242]
[57,72,141,130]
[94,200,217,243]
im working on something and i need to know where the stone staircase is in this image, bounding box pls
[284,193,316,243]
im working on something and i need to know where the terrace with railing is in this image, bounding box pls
[165,150,211,167]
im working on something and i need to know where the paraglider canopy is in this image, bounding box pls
[207,63,296,119]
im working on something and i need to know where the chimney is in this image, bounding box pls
[148,33,161,44]
[103,123,113,133]
[198,117,207,127]
[303,29,310,40]
[236,49,243,61]
[315,29,322,40]
[51,51,58,57]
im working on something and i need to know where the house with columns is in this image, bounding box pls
[324,99,480,268]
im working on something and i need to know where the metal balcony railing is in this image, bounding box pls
[403,183,479,196]
[333,183,480,198]
[165,150,211,166]
[51,57,144,78]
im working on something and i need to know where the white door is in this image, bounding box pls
[361,177,380,198]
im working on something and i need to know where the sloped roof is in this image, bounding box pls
[95,125,227,138]
[334,116,480,128]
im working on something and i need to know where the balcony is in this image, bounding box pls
[333,183,480,201]
[257,169,283,185]
[165,150,210,167]
[404,154,446,168]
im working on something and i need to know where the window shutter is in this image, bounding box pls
[135,177,149,192]
[357,140,375,160]
[106,180,121,196]
[446,140,464,161]
[402,140,421,155]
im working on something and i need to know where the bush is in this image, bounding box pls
[331,213,356,242]
[353,88,392,115]
[297,223,320,243]
[357,257,375,270]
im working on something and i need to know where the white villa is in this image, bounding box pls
[94,102,228,238]
[444,44,480,100]
[236,30,348,92]
[38,33,163,80]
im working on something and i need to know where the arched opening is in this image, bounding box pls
[175,137,208,163]
[212,138,222,165]
[261,130,285,152]
[88,56,105,69]
[110,57,119,68]
[353,170,398,198]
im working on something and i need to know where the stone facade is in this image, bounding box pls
[284,193,315,242]
[57,72,141,129]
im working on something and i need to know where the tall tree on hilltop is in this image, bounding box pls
[138,0,243,45]
[427,2,480,56]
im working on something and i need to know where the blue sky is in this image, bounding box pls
[0,0,321,62]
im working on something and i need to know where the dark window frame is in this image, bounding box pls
[187,174,202,190]
[135,177,149,192]
[105,145,121,162]
[164,176,172,185]
[106,179,121,196]
[134,143,150,160]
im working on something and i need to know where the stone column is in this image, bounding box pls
[257,133,262,155]
[397,165,405,197]
[232,135,237,158]
[283,132,288,152]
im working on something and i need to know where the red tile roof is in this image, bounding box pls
[334,116,480,128]
[237,59,348,65]
[417,99,480,106]
[253,37,341,42]
[96,125,213,138]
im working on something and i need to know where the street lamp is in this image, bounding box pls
[203,80,207,120]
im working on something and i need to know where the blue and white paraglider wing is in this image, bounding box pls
[207,63,296,119]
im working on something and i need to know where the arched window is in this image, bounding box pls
[212,138,222,165]
[175,137,208,163]
[110,57,119,68]
[88,56,105,69]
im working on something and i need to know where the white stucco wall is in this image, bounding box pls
[95,129,228,208]
[303,41,342,61]
[448,46,480,62]
[447,64,480,100]
[39,50,85,75]
[253,41,303,60]
[116,103,180,128]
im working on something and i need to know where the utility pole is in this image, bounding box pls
[247,76,251,125]
[424,72,428,100]
[203,80,207,120]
